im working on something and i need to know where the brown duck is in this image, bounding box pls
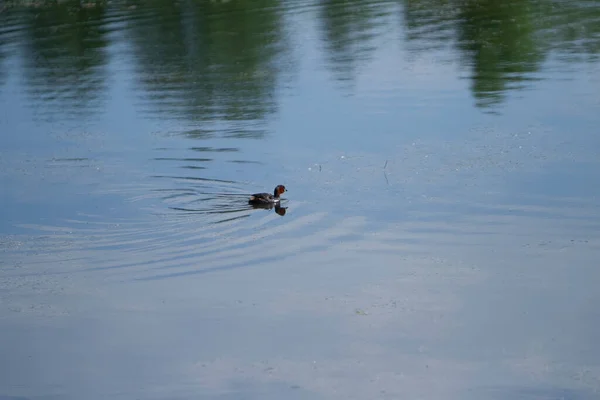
[248,185,286,205]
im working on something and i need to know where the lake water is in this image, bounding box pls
[1,0,599,399]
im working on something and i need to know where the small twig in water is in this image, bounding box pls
[383,159,389,185]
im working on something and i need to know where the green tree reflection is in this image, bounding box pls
[542,0,600,61]
[454,0,545,109]
[402,0,545,109]
[18,0,109,118]
[127,0,288,138]
[0,6,19,87]
[0,23,7,87]
[318,0,393,85]
[402,0,600,110]
[401,0,458,52]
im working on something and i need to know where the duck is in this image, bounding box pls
[248,184,286,205]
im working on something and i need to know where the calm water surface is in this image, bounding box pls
[1,0,600,399]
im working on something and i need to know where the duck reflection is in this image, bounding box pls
[250,202,287,216]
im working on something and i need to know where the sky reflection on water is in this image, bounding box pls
[1,0,599,399]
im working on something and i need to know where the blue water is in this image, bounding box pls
[1,1,599,399]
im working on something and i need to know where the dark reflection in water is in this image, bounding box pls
[0,9,11,86]
[127,0,289,137]
[546,0,600,59]
[251,202,288,216]
[401,0,457,51]
[0,0,598,114]
[18,1,109,118]
[319,0,393,84]
[402,0,544,109]
[455,0,545,108]
[401,0,600,109]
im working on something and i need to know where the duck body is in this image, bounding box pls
[248,185,286,205]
